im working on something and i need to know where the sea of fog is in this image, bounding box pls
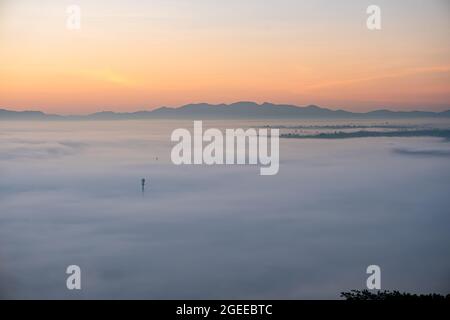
[0,119,449,299]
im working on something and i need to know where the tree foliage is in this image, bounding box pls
[341,290,450,301]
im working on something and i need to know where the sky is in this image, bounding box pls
[0,0,449,114]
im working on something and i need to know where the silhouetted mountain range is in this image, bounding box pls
[1,102,450,120]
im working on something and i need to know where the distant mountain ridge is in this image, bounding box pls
[1,102,450,120]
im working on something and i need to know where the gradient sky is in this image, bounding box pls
[0,0,449,114]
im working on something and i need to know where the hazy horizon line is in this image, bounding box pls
[2,101,450,117]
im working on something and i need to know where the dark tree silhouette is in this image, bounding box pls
[341,290,450,301]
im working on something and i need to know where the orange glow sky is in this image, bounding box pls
[0,0,449,114]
